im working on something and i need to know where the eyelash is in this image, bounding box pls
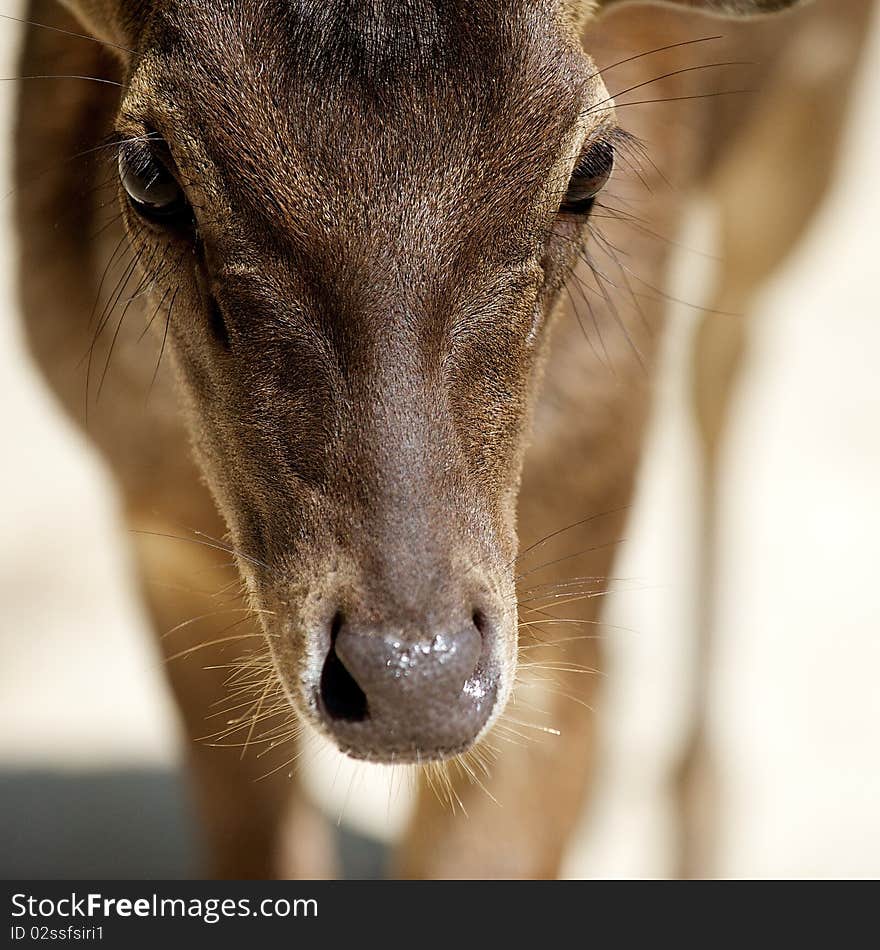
[117,133,194,233]
[558,131,620,217]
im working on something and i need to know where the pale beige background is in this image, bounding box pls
[0,1,877,878]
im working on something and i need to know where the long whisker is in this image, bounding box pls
[587,33,723,79]
[130,528,272,573]
[2,73,122,87]
[593,61,753,113]
[0,12,135,55]
[515,507,629,567]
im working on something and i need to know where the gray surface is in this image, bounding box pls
[0,769,387,879]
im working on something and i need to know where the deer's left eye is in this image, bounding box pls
[118,139,191,227]
[560,140,614,216]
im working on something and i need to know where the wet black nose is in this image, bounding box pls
[317,612,498,761]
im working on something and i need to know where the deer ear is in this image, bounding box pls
[594,0,805,17]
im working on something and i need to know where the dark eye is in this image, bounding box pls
[118,138,191,227]
[560,139,614,216]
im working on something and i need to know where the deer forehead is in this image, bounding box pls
[121,3,603,256]
[150,0,577,71]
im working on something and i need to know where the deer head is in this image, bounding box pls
[57,0,803,763]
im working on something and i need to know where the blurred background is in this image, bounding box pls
[0,0,878,879]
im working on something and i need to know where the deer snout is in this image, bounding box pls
[315,609,500,762]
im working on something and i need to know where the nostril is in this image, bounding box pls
[319,613,368,723]
[470,607,496,681]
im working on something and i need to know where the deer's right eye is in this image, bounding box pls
[118,139,191,229]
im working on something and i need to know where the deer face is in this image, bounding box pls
[67,0,802,762]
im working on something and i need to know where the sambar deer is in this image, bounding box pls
[12,0,874,876]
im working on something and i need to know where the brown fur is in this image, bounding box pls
[13,0,872,877]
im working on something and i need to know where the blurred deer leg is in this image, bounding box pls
[131,513,336,880]
[678,5,873,876]
[677,305,746,878]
